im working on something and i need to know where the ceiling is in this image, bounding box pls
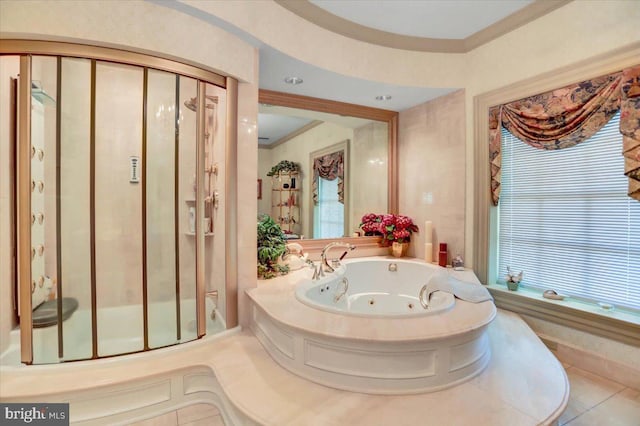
[258,45,456,112]
[308,0,533,39]
[156,0,564,140]
[258,104,375,147]
[256,1,546,142]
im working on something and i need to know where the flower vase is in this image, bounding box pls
[391,242,409,258]
[507,281,519,291]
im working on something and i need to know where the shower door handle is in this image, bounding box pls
[213,190,220,209]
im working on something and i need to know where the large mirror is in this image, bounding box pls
[258,90,398,240]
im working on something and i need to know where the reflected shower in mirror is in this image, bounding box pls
[258,99,392,239]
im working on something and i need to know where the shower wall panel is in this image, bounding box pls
[94,62,144,356]
[146,69,178,348]
[60,57,92,360]
[208,84,227,322]
[30,57,59,364]
[178,76,197,340]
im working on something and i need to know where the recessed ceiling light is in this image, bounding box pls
[284,76,303,85]
[375,95,392,101]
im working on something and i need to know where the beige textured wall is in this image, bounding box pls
[399,90,466,263]
[236,54,260,327]
[0,0,254,83]
[350,122,388,233]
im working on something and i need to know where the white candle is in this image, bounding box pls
[424,221,433,244]
[424,243,433,263]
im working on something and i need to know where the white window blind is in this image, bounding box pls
[498,112,640,311]
[313,177,344,239]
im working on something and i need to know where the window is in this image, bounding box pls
[313,177,344,238]
[498,112,640,310]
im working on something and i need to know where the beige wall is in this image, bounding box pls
[399,90,466,263]
[0,0,255,84]
[350,122,388,234]
[236,57,260,327]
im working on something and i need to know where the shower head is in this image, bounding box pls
[184,95,219,112]
[184,97,197,112]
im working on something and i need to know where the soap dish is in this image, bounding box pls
[543,290,567,301]
[598,302,615,312]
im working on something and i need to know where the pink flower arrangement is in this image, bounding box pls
[359,213,419,246]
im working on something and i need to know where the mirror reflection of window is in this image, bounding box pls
[257,100,390,240]
[314,177,344,238]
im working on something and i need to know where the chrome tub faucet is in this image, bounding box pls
[320,242,356,273]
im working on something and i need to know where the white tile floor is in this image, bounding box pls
[132,364,640,426]
[560,365,640,426]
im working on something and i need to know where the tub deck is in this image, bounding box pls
[0,310,568,425]
[250,259,496,342]
[247,259,497,394]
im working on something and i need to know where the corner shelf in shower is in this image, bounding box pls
[31,81,56,105]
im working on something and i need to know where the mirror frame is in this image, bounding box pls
[259,89,399,225]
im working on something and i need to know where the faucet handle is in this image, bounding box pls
[331,259,341,269]
[312,262,325,280]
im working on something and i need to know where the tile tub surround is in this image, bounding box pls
[0,310,567,425]
[248,257,496,394]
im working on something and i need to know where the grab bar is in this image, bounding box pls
[419,284,429,309]
[334,277,349,303]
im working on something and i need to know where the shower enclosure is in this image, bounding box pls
[1,41,236,364]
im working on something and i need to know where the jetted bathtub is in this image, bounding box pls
[295,258,455,317]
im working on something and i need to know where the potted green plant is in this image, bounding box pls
[257,214,290,279]
[266,160,300,177]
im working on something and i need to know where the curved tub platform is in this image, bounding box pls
[251,258,496,394]
[0,311,568,425]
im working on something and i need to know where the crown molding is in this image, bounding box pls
[275,0,571,53]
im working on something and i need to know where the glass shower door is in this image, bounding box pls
[23,54,208,364]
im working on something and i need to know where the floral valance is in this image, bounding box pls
[312,150,344,204]
[489,64,640,205]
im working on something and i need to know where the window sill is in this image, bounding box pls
[487,283,640,347]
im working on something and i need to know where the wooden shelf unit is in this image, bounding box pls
[270,171,300,234]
